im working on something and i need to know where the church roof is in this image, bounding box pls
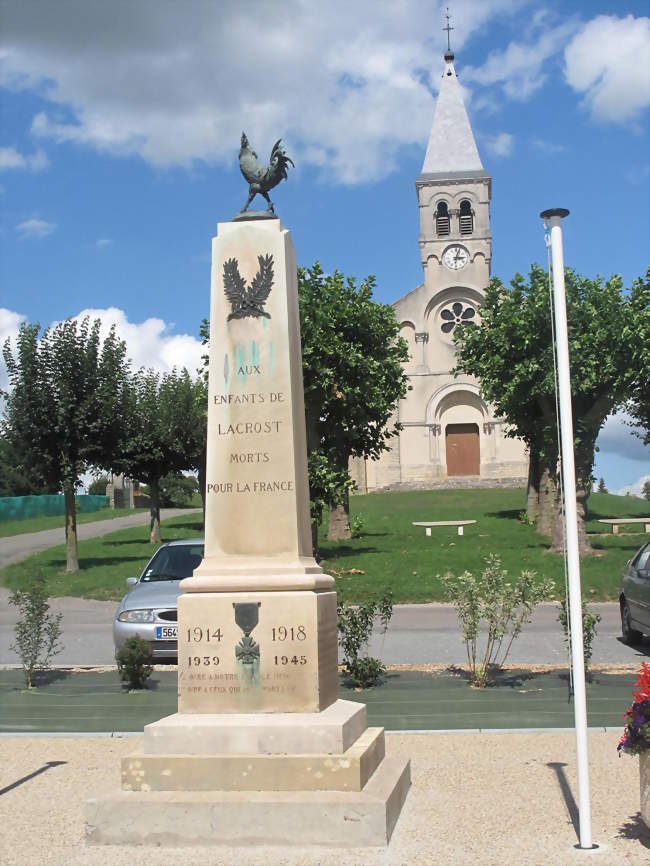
[419,52,484,177]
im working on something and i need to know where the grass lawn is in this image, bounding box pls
[322,488,650,604]
[0,506,149,539]
[0,489,648,602]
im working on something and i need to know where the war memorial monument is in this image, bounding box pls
[86,135,410,847]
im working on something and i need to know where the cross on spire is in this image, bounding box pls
[443,7,454,52]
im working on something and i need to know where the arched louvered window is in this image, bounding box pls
[436,201,450,236]
[459,200,473,235]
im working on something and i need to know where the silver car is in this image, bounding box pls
[113,539,204,660]
[620,540,650,645]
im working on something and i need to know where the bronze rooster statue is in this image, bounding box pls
[238,132,294,214]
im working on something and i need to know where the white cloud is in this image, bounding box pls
[0,306,204,396]
[464,20,578,101]
[96,238,112,248]
[596,412,650,463]
[70,307,203,374]
[0,146,49,171]
[0,0,528,184]
[483,132,514,157]
[15,217,56,239]
[565,15,650,123]
[614,474,650,498]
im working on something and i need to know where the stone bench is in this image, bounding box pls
[598,518,650,535]
[412,520,477,537]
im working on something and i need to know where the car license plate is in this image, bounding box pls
[155,626,177,640]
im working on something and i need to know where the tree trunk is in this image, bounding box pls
[550,481,593,555]
[526,449,540,523]
[149,476,161,544]
[64,481,79,573]
[327,492,350,541]
[537,467,556,537]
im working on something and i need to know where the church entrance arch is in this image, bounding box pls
[445,423,480,476]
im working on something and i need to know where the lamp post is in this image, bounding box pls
[540,207,595,850]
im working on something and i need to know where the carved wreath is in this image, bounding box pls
[440,301,475,333]
[223,253,274,321]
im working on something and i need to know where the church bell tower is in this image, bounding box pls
[416,44,492,310]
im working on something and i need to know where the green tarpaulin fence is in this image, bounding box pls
[0,494,109,522]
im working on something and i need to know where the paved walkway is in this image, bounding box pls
[1,731,646,865]
[0,508,201,569]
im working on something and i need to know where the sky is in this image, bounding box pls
[0,0,648,494]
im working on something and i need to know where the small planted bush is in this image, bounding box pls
[441,554,554,688]
[337,593,393,688]
[116,635,153,690]
[9,574,63,689]
[557,596,601,676]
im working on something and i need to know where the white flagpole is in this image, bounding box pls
[540,208,594,850]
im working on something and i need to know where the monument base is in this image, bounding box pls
[85,700,411,847]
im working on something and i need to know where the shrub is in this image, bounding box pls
[9,574,63,689]
[557,596,601,676]
[618,662,650,756]
[337,593,393,688]
[349,515,365,538]
[116,635,153,690]
[441,554,554,688]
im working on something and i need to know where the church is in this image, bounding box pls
[352,45,528,492]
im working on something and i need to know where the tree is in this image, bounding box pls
[0,435,59,497]
[454,265,640,554]
[3,319,128,571]
[87,474,111,496]
[597,478,608,494]
[298,263,409,540]
[624,267,650,447]
[114,368,200,543]
[643,481,650,502]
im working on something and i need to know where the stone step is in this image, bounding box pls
[86,756,411,847]
[122,726,385,793]
[143,699,367,756]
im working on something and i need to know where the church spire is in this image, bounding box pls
[420,14,484,177]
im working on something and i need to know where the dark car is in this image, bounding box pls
[113,539,204,659]
[620,540,650,644]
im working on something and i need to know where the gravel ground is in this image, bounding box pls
[1,731,648,866]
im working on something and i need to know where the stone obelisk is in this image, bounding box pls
[86,137,409,847]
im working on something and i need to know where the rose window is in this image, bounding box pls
[440,302,475,333]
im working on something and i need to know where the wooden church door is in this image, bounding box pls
[445,423,480,476]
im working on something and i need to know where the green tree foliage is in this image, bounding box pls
[0,435,58,496]
[159,471,199,507]
[643,481,650,502]
[597,478,607,494]
[87,474,111,496]
[114,368,201,543]
[624,267,650,447]
[2,319,128,571]
[298,262,409,539]
[454,265,641,553]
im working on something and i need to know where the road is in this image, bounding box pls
[1,593,647,667]
[0,507,201,569]
[1,509,647,667]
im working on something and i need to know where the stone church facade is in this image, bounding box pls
[352,47,528,492]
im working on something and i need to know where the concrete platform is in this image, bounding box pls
[122,726,385,792]
[143,699,367,755]
[86,755,411,847]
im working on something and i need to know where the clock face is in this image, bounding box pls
[442,245,469,270]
